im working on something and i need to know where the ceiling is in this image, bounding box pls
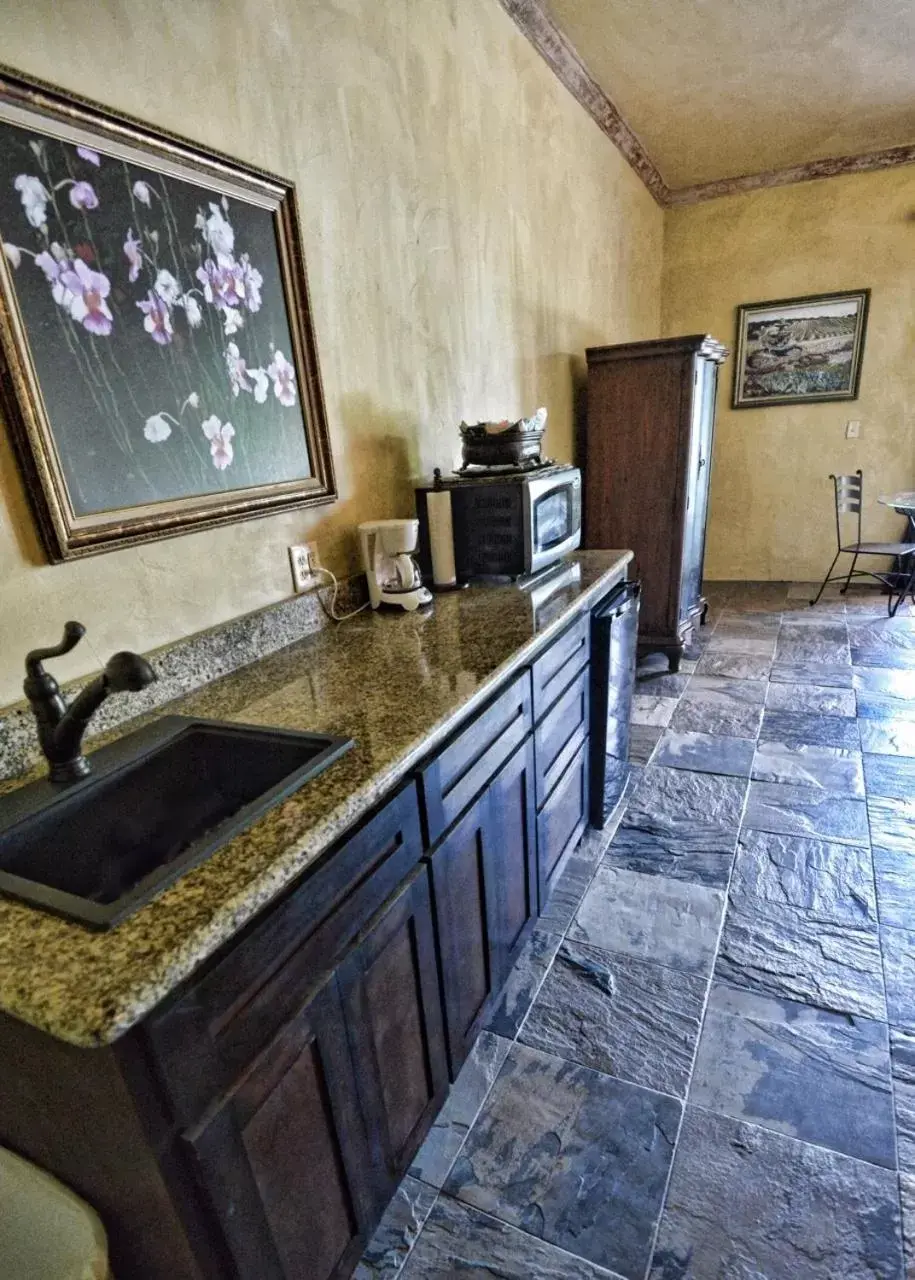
[542,0,915,190]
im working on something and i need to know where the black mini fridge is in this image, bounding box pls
[590,579,640,827]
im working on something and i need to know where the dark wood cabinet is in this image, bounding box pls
[584,335,728,671]
[184,973,374,1280]
[429,736,537,1076]
[338,867,448,1200]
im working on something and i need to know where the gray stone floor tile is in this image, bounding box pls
[653,729,755,778]
[695,651,773,680]
[635,671,691,699]
[775,634,851,665]
[485,929,562,1040]
[856,691,915,721]
[874,847,915,934]
[707,634,777,657]
[537,829,606,935]
[715,895,886,1019]
[852,646,915,671]
[730,829,876,928]
[869,795,915,855]
[864,753,915,800]
[751,741,865,796]
[854,666,915,698]
[901,1173,915,1280]
[848,622,915,651]
[355,1176,438,1280]
[765,682,857,716]
[859,718,915,756]
[689,983,895,1167]
[682,674,768,704]
[769,660,855,687]
[649,1109,904,1280]
[410,1033,511,1189]
[891,1029,915,1175]
[631,694,677,727]
[400,1197,626,1280]
[570,866,724,975]
[743,779,869,845]
[759,708,860,750]
[628,723,661,765]
[882,926,915,1029]
[604,765,745,887]
[519,939,706,1097]
[670,697,763,738]
[445,1042,680,1278]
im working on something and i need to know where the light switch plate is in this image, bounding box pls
[846,420,861,438]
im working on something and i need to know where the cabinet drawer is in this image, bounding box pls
[537,738,588,900]
[147,782,424,1121]
[420,671,532,844]
[535,666,589,807]
[532,613,590,721]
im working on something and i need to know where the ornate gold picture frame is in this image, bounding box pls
[0,66,336,560]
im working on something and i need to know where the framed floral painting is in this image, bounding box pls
[0,67,336,560]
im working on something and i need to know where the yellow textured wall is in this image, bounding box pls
[662,168,915,581]
[0,0,663,706]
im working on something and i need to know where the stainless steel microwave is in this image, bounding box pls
[415,464,582,582]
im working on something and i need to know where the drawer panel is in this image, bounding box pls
[420,671,532,844]
[532,613,590,721]
[535,666,590,807]
[537,739,588,901]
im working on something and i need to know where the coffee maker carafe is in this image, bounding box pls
[358,519,433,612]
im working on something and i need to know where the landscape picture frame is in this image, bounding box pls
[0,65,336,561]
[732,288,870,410]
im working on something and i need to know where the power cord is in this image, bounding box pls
[312,565,371,622]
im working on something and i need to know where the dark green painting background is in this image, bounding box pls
[0,118,312,516]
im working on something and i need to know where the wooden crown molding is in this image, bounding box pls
[498,0,915,208]
[497,0,670,205]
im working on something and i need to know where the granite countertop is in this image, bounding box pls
[0,551,630,1048]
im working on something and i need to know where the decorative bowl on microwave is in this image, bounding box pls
[458,407,547,468]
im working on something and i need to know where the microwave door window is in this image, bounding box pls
[534,490,571,549]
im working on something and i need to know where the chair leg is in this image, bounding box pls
[810,552,841,606]
[840,552,859,594]
[889,559,915,617]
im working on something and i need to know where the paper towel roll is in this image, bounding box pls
[426,489,457,586]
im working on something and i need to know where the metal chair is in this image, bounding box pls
[810,470,915,616]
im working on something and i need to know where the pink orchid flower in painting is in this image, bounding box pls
[153,269,182,306]
[3,242,21,269]
[268,349,297,407]
[143,414,173,443]
[14,174,49,229]
[132,180,152,207]
[202,415,235,470]
[69,181,99,211]
[250,368,269,404]
[137,291,174,345]
[196,203,235,257]
[182,294,203,328]
[224,341,252,396]
[239,254,263,313]
[58,260,114,336]
[76,146,101,166]
[123,228,142,283]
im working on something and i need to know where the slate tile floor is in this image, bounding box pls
[357,581,915,1280]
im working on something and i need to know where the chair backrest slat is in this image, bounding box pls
[829,470,864,545]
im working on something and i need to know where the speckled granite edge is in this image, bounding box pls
[0,576,366,783]
[0,553,631,1048]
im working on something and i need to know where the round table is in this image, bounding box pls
[878,493,915,614]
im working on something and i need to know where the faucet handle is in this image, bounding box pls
[25,621,86,680]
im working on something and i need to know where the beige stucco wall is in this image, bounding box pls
[0,0,662,707]
[662,167,915,581]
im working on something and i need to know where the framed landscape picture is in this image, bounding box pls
[732,289,870,410]
[0,66,336,560]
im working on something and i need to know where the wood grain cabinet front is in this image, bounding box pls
[428,736,537,1077]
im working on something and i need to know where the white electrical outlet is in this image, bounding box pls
[289,543,320,592]
[846,420,861,439]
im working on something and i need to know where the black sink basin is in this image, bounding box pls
[0,717,353,930]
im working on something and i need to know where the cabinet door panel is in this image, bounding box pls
[428,796,495,1075]
[537,739,589,903]
[487,735,538,967]
[184,976,372,1280]
[339,868,448,1195]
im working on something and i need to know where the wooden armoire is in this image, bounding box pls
[583,335,728,672]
